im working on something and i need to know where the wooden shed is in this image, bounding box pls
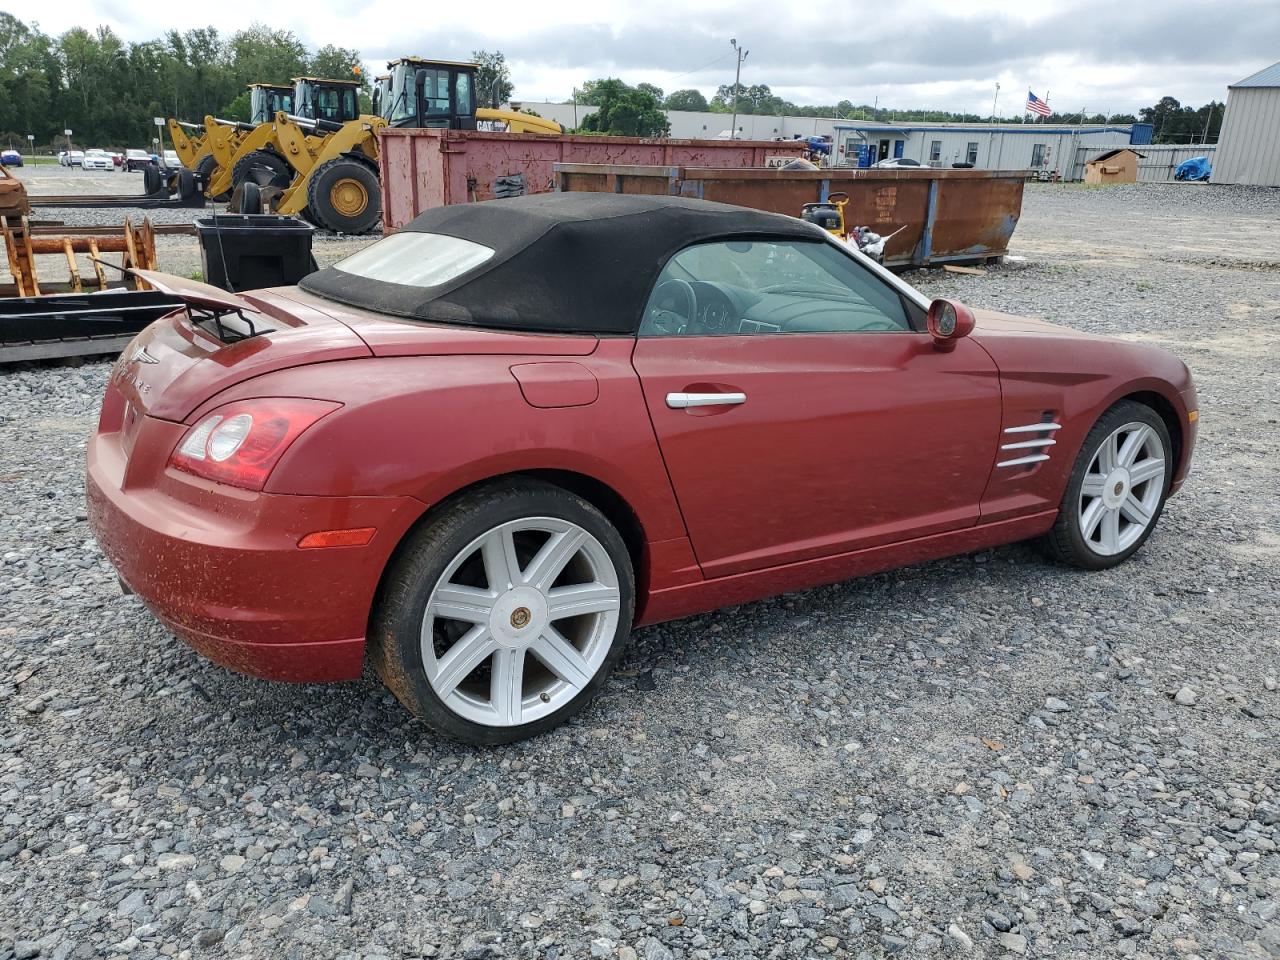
[1083,148,1146,184]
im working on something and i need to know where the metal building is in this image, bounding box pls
[828,121,1148,176]
[1212,61,1280,187]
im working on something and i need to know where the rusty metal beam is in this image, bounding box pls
[3,215,158,297]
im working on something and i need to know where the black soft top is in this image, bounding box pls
[299,192,823,335]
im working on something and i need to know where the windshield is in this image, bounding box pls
[418,68,452,116]
[251,88,294,124]
[294,80,314,119]
[388,63,416,125]
[372,77,390,118]
[330,232,494,288]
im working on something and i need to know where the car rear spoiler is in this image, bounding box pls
[130,270,275,342]
[131,270,257,313]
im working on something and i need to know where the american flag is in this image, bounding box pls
[1026,91,1051,117]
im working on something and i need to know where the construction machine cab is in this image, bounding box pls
[371,75,391,119]
[293,77,362,125]
[384,58,478,129]
[249,84,295,125]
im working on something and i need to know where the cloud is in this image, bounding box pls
[21,0,1274,112]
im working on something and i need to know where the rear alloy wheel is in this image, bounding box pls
[305,158,381,234]
[1042,401,1172,570]
[231,149,291,192]
[371,481,634,744]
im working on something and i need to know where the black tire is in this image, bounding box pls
[1041,400,1173,570]
[141,164,164,197]
[194,155,231,202]
[234,181,263,215]
[175,168,196,200]
[231,149,291,191]
[305,157,381,234]
[369,480,635,745]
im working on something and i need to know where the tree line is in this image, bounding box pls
[659,84,1223,143]
[565,79,1226,142]
[0,14,1227,149]
[0,13,366,149]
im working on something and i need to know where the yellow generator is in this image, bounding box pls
[799,191,849,238]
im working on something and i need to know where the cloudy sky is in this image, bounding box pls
[29,0,1278,114]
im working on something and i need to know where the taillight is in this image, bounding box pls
[170,398,340,491]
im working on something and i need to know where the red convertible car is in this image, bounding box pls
[87,194,1197,744]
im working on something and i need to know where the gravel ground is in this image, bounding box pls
[1,182,1277,960]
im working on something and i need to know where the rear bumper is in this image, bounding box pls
[86,427,423,683]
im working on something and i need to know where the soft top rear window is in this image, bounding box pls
[332,232,495,288]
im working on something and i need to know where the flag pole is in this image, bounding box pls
[1043,89,1050,123]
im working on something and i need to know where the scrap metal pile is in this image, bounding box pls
[1,166,178,362]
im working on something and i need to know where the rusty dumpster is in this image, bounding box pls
[378,129,806,230]
[553,163,1026,269]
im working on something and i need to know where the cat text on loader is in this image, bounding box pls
[167,84,295,201]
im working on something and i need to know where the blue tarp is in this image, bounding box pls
[1175,156,1211,181]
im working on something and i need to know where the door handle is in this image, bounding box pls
[665,392,747,409]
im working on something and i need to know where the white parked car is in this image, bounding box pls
[873,157,922,169]
[60,150,85,167]
[82,149,114,171]
[163,149,180,168]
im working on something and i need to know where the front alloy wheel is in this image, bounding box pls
[1077,421,1166,556]
[1042,400,1173,570]
[371,480,634,744]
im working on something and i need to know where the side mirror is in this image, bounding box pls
[926,298,976,351]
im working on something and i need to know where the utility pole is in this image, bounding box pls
[1201,101,1215,143]
[985,82,1001,167]
[729,38,748,140]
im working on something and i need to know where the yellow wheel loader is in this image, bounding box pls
[209,76,362,202]
[380,57,564,135]
[234,111,385,234]
[167,84,295,201]
[232,59,566,233]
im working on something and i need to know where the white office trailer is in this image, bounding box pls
[511,102,1155,179]
[1212,61,1280,187]
[827,121,1150,174]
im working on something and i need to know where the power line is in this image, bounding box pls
[665,51,734,84]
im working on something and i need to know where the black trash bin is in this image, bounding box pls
[194,214,317,292]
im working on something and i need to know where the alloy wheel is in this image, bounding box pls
[1077,421,1166,556]
[421,517,622,727]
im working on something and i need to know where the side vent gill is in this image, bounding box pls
[997,417,1061,468]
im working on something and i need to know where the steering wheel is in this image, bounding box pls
[648,279,698,334]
